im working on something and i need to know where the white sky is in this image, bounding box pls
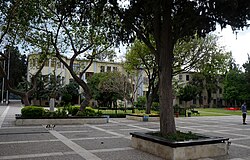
[215,26,250,67]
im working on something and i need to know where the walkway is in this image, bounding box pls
[0,101,250,160]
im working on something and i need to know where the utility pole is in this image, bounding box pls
[6,49,10,105]
[1,59,5,104]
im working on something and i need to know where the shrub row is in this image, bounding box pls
[21,106,102,118]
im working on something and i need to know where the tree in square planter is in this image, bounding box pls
[104,0,249,159]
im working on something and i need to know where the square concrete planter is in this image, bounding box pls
[131,132,229,160]
[15,116,108,126]
[126,114,160,122]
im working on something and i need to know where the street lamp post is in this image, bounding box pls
[1,60,5,104]
[6,50,10,105]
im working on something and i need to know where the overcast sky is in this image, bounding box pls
[214,26,250,67]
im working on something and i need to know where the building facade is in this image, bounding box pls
[27,54,225,108]
[27,53,147,106]
[173,72,225,108]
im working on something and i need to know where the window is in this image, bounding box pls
[186,75,189,81]
[113,67,118,72]
[107,66,111,72]
[51,59,56,67]
[29,59,33,67]
[100,66,105,72]
[57,61,61,68]
[179,75,182,81]
[33,58,36,67]
[45,60,49,66]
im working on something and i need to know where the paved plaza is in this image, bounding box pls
[0,102,250,160]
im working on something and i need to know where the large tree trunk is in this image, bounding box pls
[159,42,176,135]
[145,82,158,114]
[22,94,30,106]
[158,0,176,135]
[145,93,153,114]
[80,93,91,111]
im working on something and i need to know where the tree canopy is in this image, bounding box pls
[105,0,250,135]
[88,72,131,108]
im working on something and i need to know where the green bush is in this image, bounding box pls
[62,93,72,104]
[152,102,159,111]
[68,106,80,116]
[54,108,67,117]
[21,106,45,118]
[76,107,102,117]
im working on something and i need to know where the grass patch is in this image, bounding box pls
[149,131,200,142]
[195,108,242,116]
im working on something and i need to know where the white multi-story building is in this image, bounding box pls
[173,72,225,108]
[28,54,225,108]
[27,53,147,106]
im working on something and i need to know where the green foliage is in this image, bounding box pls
[243,56,250,100]
[21,106,45,118]
[223,65,246,101]
[124,39,156,72]
[88,72,131,107]
[178,85,198,102]
[20,105,101,118]
[76,107,102,117]
[152,102,159,111]
[4,46,27,89]
[134,96,147,109]
[62,93,73,104]
[67,106,80,116]
[61,80,79,105]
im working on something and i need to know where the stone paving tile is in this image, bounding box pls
[0,132,56,142]
[60,130,114,139]
[94,149,164,160]
[0,127,48,134]
[53,125,93,131]
[0,141,73,156]
[95,124,134,130]
[229,128,250,136]
[232,139,250,146]
[8,154,84,160]
[73,137,131,150]
[213,146,250,160]
[110,129,148,136]
[1,104,250,160]
[200,132,242,139]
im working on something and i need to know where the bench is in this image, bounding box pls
[191,110,200,115]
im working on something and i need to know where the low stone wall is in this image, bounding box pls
[126,115,160,122]
[131,132,229,160]
[15,117,108,126]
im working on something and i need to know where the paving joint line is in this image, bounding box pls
[0,106,9,128]
[0,151,76,160]
[49,130,102,160]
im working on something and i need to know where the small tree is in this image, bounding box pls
[88,72,131,108]
[61,80,79,105]
[178,84,198,108]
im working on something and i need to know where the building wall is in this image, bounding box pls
[27,54,225,108]
[173,72,225,108]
